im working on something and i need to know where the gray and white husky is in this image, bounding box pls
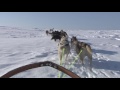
[58,36,70,65]
[71,36,92,69]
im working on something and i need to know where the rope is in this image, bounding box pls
[58,47,83,78]
[58,48,65,78]
[62,49,83,78]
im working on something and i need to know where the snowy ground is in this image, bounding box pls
[0,26,120,78]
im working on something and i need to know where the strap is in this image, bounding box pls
[58,48,65,78]
[62,49,83,78]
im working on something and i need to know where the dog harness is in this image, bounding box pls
[62,49,83,78]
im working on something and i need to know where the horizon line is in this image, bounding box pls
[0,26,120,30]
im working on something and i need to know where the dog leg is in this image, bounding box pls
[87,54,92,71]
[81,59,84,66]
[59,53,62,65]
[65,54,68,61]
[79,56,84,66]
[89,62,92,71]
[64,54,68,67]
[89,58,92,71]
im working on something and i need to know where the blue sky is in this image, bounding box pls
[0,12,120,30]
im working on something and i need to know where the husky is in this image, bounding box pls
[71,36,92,69]
[58,36,70,65]
[51,30,68,42]
[51,31,61,41]
[46,30,49,36]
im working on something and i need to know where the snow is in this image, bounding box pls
[0,26,120,78]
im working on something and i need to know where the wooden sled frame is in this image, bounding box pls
[0,61,80,78]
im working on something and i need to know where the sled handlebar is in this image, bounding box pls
[0,61,80,78]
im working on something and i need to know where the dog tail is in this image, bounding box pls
[86,45,92,55]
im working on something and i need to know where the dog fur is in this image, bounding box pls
[51,31,61,41]
[71,36,92,68]
[46,30,49,36]
[51,30,68,42]
[58,36,70,65]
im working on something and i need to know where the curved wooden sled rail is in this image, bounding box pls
[0,61,80,78]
